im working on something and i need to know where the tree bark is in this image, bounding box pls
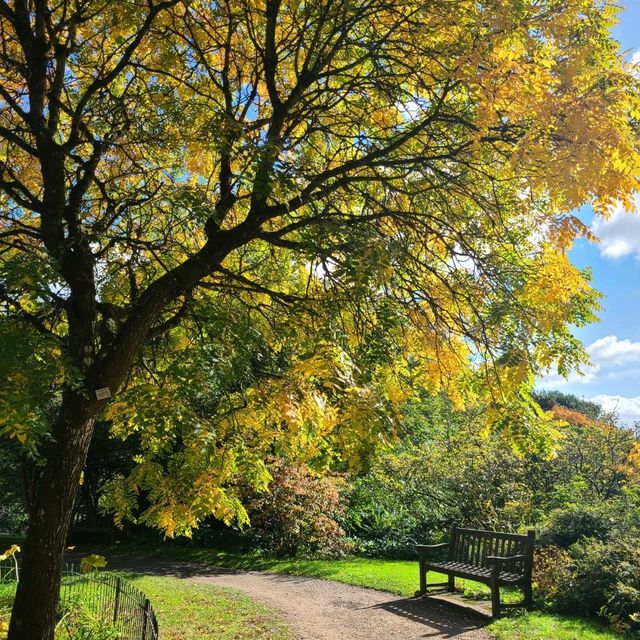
[7,393,99,640]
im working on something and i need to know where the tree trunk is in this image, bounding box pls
[8,395,98,640]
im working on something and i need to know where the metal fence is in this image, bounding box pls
[0,561,158,640]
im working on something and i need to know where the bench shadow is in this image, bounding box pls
[366,596,489,638]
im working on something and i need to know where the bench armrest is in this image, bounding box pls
[486,554,526,564]
[416,543,449,550]
[415,543,449,559]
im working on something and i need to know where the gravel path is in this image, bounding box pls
[107,556,492,640]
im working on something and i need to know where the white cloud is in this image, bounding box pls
[605,366,640,381]
[590,394,640,424]
[537,364,599,388]
[587,335,640,366]
[591,197,640,259]
[537,335,640,388]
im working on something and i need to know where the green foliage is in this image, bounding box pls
[549,406,636,502]
[573,538,640,631]
[0,582,16,637]
[244,460,351,558]
[539,504,615,548]
[0,321,68,451]
[1,584,119,640]
[344,392,639,560]
[534,536,640,633]
[98,284,442,538]
[56,597,120,640]
[0,446,27,534]
[533,546,576,611]
[344,396,543,555]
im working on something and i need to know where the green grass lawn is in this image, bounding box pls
[101,540,622,640]
[105,541,479,596]
[490,612,622,640]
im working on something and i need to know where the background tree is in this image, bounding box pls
[549,405,635,501]
[0,0,638,637]
[535,391,604,421]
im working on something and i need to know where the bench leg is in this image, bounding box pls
[523,581,533,611]
[447,574,455,592]
[416,561,451,597]
[418,559,427,596]
[491,581,501,618]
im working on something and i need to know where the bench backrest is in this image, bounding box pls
[70,508,113,530]
[449,526,534,576]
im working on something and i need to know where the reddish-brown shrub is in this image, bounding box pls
[533,545,575,610]
[245,460,352,558]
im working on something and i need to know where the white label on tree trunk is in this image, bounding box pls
[95,387,111,400]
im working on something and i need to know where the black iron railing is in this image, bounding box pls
[0,560,158,640]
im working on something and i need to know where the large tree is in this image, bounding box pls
[0,0,638,636]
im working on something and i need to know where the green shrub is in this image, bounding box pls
[344,439,543,553]
[558,539,617,617]
[348,536,416,559]
[573,537,640,633]
[534,534,640,633]
[539,503,617,549]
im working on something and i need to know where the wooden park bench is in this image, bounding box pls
[68,508,116,545]
[415,525,535,618]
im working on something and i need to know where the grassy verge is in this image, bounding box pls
[100,540,621,640]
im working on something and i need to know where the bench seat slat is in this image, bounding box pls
[424,560,525,585]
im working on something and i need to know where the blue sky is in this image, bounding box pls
[536,1,640,422]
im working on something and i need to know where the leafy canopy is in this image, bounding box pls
[0,0,638,535]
